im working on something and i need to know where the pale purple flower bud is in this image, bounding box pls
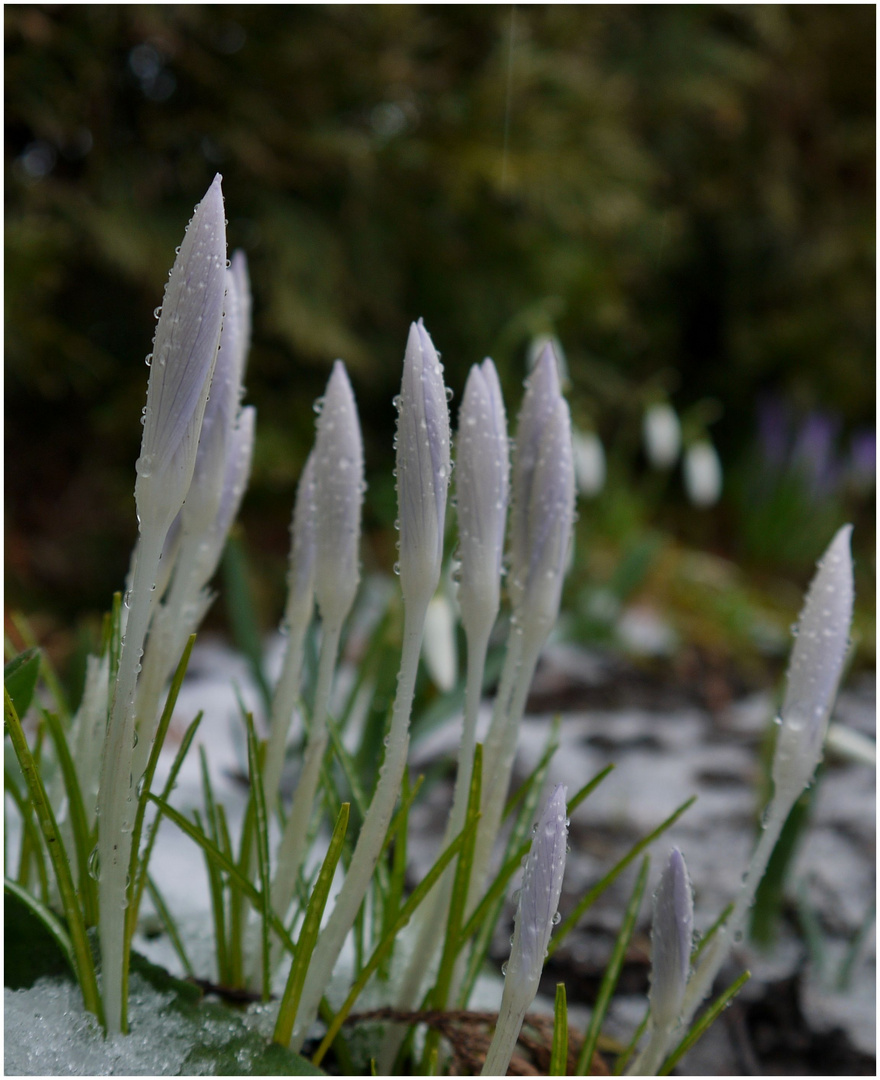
[455,358,509,642]
[182,263,247,534]
[136,174,227,531]
[213,405,256,543]
[683,440,722,507]
[507,783,569,993]
[573,428,606,497]
[650,847,694,1033]
[286,451,317,621]
[527,333,569,387]
[229,250,252,383]
[508,345,575,651]
[313,361,364,628]
[643,403,681,469]
[773,525,854,801]
[395,320,451,612]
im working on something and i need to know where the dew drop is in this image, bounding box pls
[88,846,101,881]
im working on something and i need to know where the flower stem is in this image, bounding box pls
[288,596,429,1050]
[97,523,166,1035]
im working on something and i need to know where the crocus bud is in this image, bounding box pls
[229,250,252,382]
[510,783,569,989]
[313,361,364,629]
[773,525,854,803]
[573,428,606,497]
[181,264,247,536]
[136,174,227,533]
[643,403,681,469]
[683,440,722,507]
[508,345,575,654]
[396,320,451,612]
[455,358,509,643]
[650,848,693,1034]
[285,450,317,627]
[482,784,568,1077]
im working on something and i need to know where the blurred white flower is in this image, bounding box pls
[572,428,606,497]
[643,403,681,469]
[683,440,722,507]
[422,592,458,692]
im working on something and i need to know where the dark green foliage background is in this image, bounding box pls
[5,5,875,627]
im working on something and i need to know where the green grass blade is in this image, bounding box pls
[5,767,50,901]
[567,764,615,817]
[612,1007,649,1074]
[274,802,350,1047]
[575,857,649,1075]
[4,688,104,1027]
[195,806,230,985]
[146,792,297,957]
[10,616,70,718]
[658,971,750,1075]
[549,796,695,960]
[246,713,273,1000]
[420,746,483,1070]
[4,876,75,974]
[311,819,475,1068]
[4,647,41,719]
[129,709,203,940]
[692,901,734,963]
[144,873,195,977]
[551,983,569,1075]
[41,708,97,926]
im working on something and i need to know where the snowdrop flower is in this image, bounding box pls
[683,440,722,507]
[395,320,451,614]
[773,524,854,803]
[573,428,606,497]
[422,592,458,692]
[482,784,569,1076]
[508,344,576,655]
[643,403,681,469]
[649,848,693,1035]
[136,174,227,533]
[455,358,509,644]
[312,361,364,630]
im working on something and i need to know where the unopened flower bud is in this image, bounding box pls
[650,848,693,1034]
[136,174,227,532]
[643,403,681,469]
[683,440,722,507]
[422,592,458,692]
[455,358,509,642]
[396,320,451,612]
[773,524,854,802]
[286,450,317,624]
[508,345,575,653]
[313,361,364,629]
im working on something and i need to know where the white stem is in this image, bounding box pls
[481,981,530,1076]
[259,622,341,986]
[262,599,312,809]
[97,524,166,1034]
[377,625,491,1071]
[673,795,792,1054]
[289,597,429,1050]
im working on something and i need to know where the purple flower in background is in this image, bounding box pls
[791,410,841,498]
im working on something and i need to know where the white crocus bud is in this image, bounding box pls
[181,264,247,537]
[773,524,854,803]
[650,848,693,1035]
[482,784,569,1077]
[508,345,575,656]
[643,403,681,469]
[285,450,318,627]
[313,361,364,630]
[136,174,227,533]
[683,440,722,507]
[573,428,606,497]
[456,358,509,644]
[396,320,451,614]
[229,249,252,382]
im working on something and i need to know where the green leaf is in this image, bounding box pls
[4,879,74,988]
[4,648,40,719]
[658,971,750,1075]
[550,983,569,1075]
